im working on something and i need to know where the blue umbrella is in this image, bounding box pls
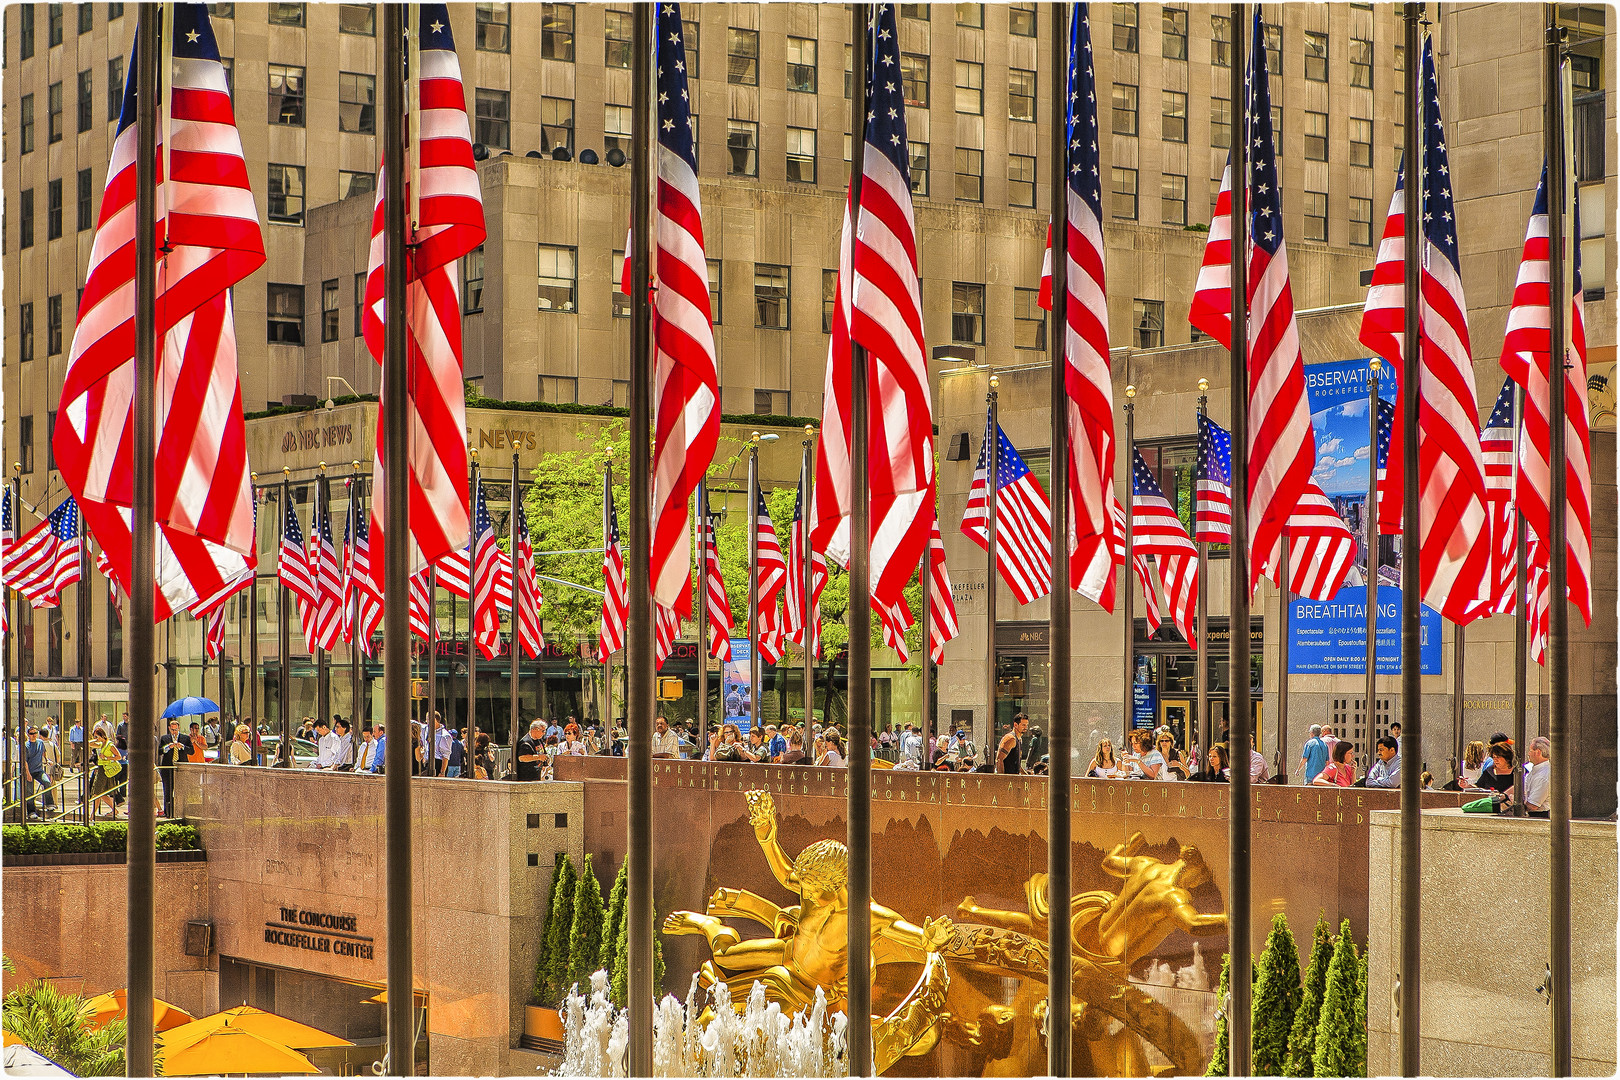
[161,697,221,719]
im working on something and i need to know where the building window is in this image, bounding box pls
[753,264,789,329]
[537,245,577,312]
[1211,98,1231,149]
[268,64,305,126]
[822,269,838,333]
[1008,154,1035,207]
[951,282,985,345]
[956,3,982,28]
[1112,83,1138,136]
[754,389,789,416]
[1161,173,1187,226]
[320,279,340,343]
[1162,91,1187,143]
[47,1,61,46]
[540,96,572,154]
[18,4,33,59]
[1350,196,1373,247]
[955,61,983,115]
[76,68,92,132]
[683,18,700,77]
[602,9,632,68]
[45,595,61,676]
[1212,14,1231,67]
[47,81,62,143]
[1303,31,1328,82]
[728,27,758,85]
[787,36,816,93]
[1009,4,1036,36]
[208,2,234,18]
[1112,167,1137,220]
[77,168,92,231]
[46,178,61,240]
[19,188,33,248]
[604,105,631,158]
[338,72,375,134]
[1351,39,1373,88]
[1009,68,1035,122]
[1014,287,1045,351]
[541,4,573,61]
[707,259,721,323]
[1261,21,1281,75]
[1271,105,1284,144]
[727,120,758,177]
[45,295,61,354]
[107,58,123,121]
[17,303,32,362]
[610,249,630,317]
[18,416,32,474]
[899,4,930,20]
[538,377,578,404]
[955,148,983,202]
[476,89,510,150]
[1163,7,1187,60]
[464,247,484,315]
[338,3,373,34]
[353,272,365,335]
[1133,299,1163,349]
[341,170,375,199]
[267,284,303,344]
[107,592,122,677]
[901,54,929,108]
[267,164,305,224]
[1350,118,1372,168]
[1304,111,1327,161]
[1303,191,1328,242]
[20,94,34,154]
[786,127,816,183]
[909,141,930,197]
[268,2,304,26]
[1113,2,1137,52]
[477,2,511,52]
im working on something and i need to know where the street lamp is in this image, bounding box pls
[325,376,361,410]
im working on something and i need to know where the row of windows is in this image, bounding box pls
[12,2,125,62]
[1116,5,1385,89]
[1106,166,1376,245]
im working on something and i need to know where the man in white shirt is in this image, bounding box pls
[899,725,923,766]
[354,728,377,773]
[333,719,355,770]
[652,717,681,759]
[432,714,454,774]
[310,720,342,770]
[1523,736,1550,817]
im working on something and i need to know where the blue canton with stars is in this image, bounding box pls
[1065,4,1101,218]
[605,490,621,548]
[420,4,457,53]
[1418,38,1460,271]
[1483,378,1516,433]
[315,488,335,548]
[657,4,698,168]
[1375,397,1396,471]
[1132,450,1170,501]
[282,493,304,549]
[172,3,225,64]
[864,5,912,185]
[1532,161,1589,293]
[977,414,1036,490]
[1244,8,1286,256]
[1196,413,1231,488]
[47,499,80,544]
[473,481,494,546]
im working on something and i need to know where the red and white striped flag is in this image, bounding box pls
[277,492,317,652]
[655,603,681,671]
[928,514,959,665]
[6,500,84,608]
[0,490,13,632]
[344,494,383,656]
[813,3,933,630]
[1129,451,1198,643]
[597,485,629,664]
[1188,11,1316,596]
[879,596,914,664]
[57,5,262,622]
[1194,413,1234,543]
[95,546,122,624]
[753,490,787,665]
[511,496,544,661]
[1357,37,1491,623]
[1500,161,1592,639]
[201,604,226,661]
[785,479,828,661]
[432,545,513,609]
[1478,379,1519,616]
[758,597,787,666]
[700,507,733,662]
[408,570,434,642]
[1282,485,1359,602]
[470,480,503,660]
[363,5,485,579]
[961,416,1053,606]
[306,483,344,652]
[1040,4,1120,608]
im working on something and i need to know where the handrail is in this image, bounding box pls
[2,766,93,813]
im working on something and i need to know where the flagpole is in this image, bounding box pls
[8,475,20,813]
[1196,382,1211,764]
[466,452,479,776]
[78,521,90,824]
[279,468,292,768]
[1543,10,1573,1071]
[626,2,657,1068]
[1451,624,1465,768]
[603,458,614,733]
[985,378,1000,750]
[1278,535,1290,780]
[695,481,709,748]
[1367,360,1380,753]
[317,465,331,740]
[1122,385,1135,744]
[1045,2,1073,1068]
[510,452,521,756]
[126,5,161,1069]
[1225,5,1254,1074]
[801,428,815,731]
[1397,6,1423,1075]
[748,435,761,735]
[1511,386,1528,817]
[427,568,438,735]
[250,475,261,766]
[846,6,875,1070]
[350,463,362,734]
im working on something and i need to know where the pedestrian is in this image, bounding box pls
[560,723,588,756]
[309,719,341,770]
[473,733,495,780]
[157,720,192,816]
[89,726,122,817]
[354,727,378,773]
[334,719,354,770]
[712,723,747,763]
[69,718,85,769]
[1523,736,1550,816]
[997,714,1030,775]
[23,728,55,818]
[1363,735,1401,788]
[1086,738,1120,778]
[1312,740,1356,787]
[743,728,767,763]
[446,728,466,778]
[1121,729,1162,780]
[228,724,255,765]
[765,724,786,762]
[1467,742,1516,794]
[1195,743,1230,783]
[1299,724,1329,784]
[515,721,546,781]
[1453,740,1486,789]
[652,717,681,760]
[433,714,454,774]
[816,731,844,767]
[369,723,388,773]
[780,731,807,765]
[187,723,208,764]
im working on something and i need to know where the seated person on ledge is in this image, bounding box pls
[1312,740,1356,787]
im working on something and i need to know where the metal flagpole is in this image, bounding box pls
[1196,382,1211,765]
[696,482,709,747]
[1278,535,1290,780]
[79,522,90,824]
[350,465,362,734]
[427,568,438,735]
[317,467,331,740]
[1367,360,1381,750]
[1046,2,1073,1065]
[510,453,521,755]
[802,428,815,731]
[250,476,261,766]
[279,468,292,767]
[985,381,1000,746]
[126,6,162,1070]
[1452,624,1465,768]
[748,437,761,735]
[1226,6,1253,1073]
[626,3,656,1070]
[9,475,20,815]
[1512,386,1529,816]
[466,453,479,775]
[1123,385,1135,742]
[603,459,614,733]
[846,6,874,1069]
[1543,11,1573,1071]
[1397,7,1423,1074]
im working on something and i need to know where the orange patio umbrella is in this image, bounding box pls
[159,1006,352,1053]
[155,1026,318,1077]
[82,990,195,1033]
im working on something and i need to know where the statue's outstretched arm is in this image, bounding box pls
[746,790,797,890]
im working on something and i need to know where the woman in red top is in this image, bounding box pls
[1312,740,1357,786]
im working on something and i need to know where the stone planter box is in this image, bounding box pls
[1,849,205,867]
[520,1006,565,1054]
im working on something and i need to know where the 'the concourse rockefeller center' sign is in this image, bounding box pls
[1289,358,1441,676]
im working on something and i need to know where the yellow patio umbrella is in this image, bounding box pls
[82,990,195,1033]
[155,1026,318,1077]
[3,1028,24,1046]
[363,988,427,1006]
[159,1006,353,1053]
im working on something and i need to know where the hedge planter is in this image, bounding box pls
[1,822,202,858]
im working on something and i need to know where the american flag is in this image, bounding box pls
[1360,178,1411,538]
[345,495,382,656]
[277,492,317,651]
[432,546,513,609]
[6,499,83,608]
[512,496,544,660]
[363,4,485,577]
[305,482,344,652]
[597,484,629,664]
[95,546,122,624]
[655,603,681,670]
[1188,9,1316,596]
[1194,413,1233,543]
[1040,4,1119,608]
[754,490,787,666]
[1479,378,1518,616]
[201,604,226,661]
[786,479,829,661]
[1500,160,1593,640]
[961,415,1053,606]
[408,569,434,642]
[57,4,262,622]
[1130,451,1198,643]
[0,489,13,632]
[928,514,960,664]
[813,3,933,628]
[1283,485,1359,603]
[470,480,503,660]
[758,595,787,666]
[700,507,733,662]
[879,597,913,664]
[1359,37,1492,623]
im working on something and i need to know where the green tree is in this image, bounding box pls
[3,981,126,1076]
[1286,914,1334,1077]
[1351,953,1368,1078]
[1206,952,1233,1077]
[534,853,577,1007]
[599,859,628,974]
[568,855,608,994]
[1252,913,1303,1076]
[610,902,667,1009]
[1311,920,1362,1079]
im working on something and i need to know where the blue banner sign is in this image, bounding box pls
[1289,586,1441,675]
[722,639,752,736]
[1132,683,1158,730]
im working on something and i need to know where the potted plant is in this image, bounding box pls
[523,852,576,1044]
